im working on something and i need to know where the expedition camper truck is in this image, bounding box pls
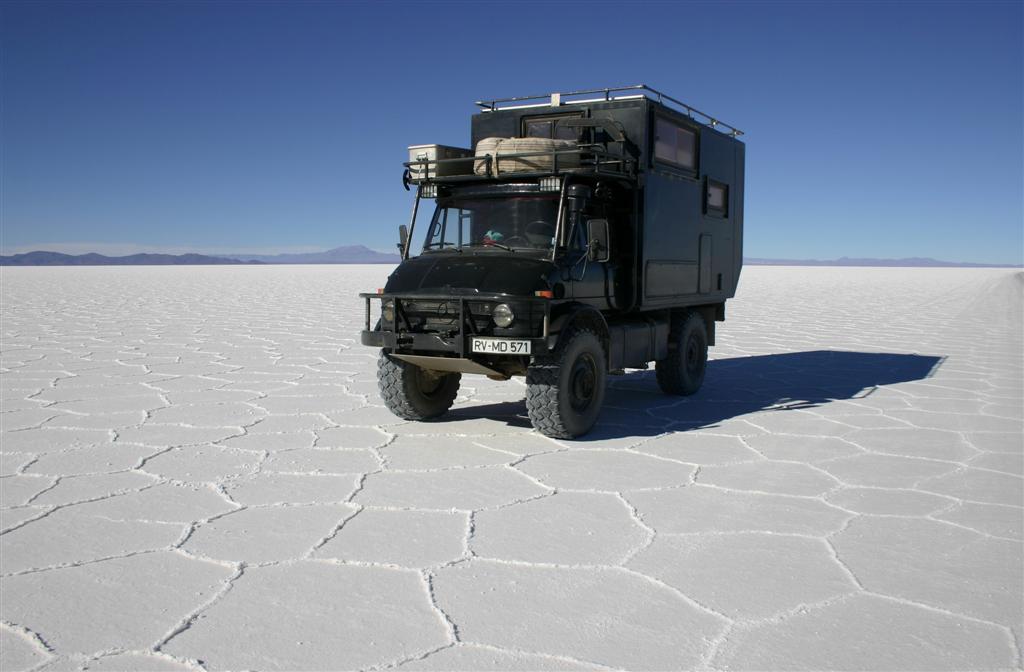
[361,85,745,438]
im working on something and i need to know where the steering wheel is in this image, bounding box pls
[500,235,529,247]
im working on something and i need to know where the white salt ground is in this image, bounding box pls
[0,264,1021,671]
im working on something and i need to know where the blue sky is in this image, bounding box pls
[2,0,1021,263]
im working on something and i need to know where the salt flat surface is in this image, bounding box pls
[1,264,1021,671]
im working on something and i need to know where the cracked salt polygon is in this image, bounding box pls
[713,593,1017,670]
[245,414,335,433]
[355,467,548,510]
[115,424,241,447]
[517,449,695,490]
[147,403,265,427]
[216,430,315,451]
[80,652,193,670]
[51,394,167,415]
[826,486,952,516]
[0,452,34,475]
[314,508,467,567]
[635,432,762,465]
[0,474,53,507]
[697,460,840,497]
[0,408,63,431]
[140,445,259,483]
[262,447,379,474]
[73,482,235,523]
[833,517,1023,632]
[935,502,1024,541]
[968,451,1024,474]
[395,644,603,671]
[818,452,958,488]
[223,473,360,505]
[254,394,363,415]
[382,436,513,470]
[918,467,1024,506]
[0,626,51,672]
[162,562,450,670]
[44,410,148,430]
[0,508,183,574]
[25,444,154,475]
[629,484,849,535]
[184,504,356,562]
[314,425,390,449]
[0,507,46,532]
[843,426,978,461]
[741,433,862,462]
[29,471,159,506]
[889,408,1023,433]
[433,560,723,670]
[0,428,116,454]
[2,552,234,654]
[472,492,647,564]
[629,533,856,619]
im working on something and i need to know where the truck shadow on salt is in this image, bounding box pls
[444,350,944,440]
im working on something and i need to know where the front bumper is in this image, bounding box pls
[359,292,551,358]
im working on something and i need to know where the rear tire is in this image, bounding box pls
[378,352,460,420]
[655,311,708,396]
[526,329,606,439]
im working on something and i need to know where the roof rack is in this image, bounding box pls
[475,84,744,138]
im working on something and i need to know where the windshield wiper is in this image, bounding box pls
[463,242,516,253]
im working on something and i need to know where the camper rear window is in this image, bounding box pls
[706,180,728,217]
[654,117,696,170]
[524,116,580,141]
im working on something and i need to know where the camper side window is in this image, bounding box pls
[706,180,728,217]
[654,117,696,171]
[524,116,580,141]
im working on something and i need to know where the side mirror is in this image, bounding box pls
[398,224,408,255]
[587,219,610,262]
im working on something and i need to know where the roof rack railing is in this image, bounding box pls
[475,84,744,138]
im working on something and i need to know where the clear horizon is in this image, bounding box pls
[2,1,1022,265]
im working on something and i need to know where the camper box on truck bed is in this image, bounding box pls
[362,85,746,438]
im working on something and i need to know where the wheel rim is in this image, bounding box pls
[569,353,598,412]
[415,368,445,398]
[685,333,702,378]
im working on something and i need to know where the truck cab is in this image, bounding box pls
[361,85,745,438]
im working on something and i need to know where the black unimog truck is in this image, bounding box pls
[361,85,745,438]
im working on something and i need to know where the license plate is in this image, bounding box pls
[471,337,531,355]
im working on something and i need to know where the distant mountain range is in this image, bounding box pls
[0,251,254,266]
[221,245,401,264]
[1,248,1017,268]
[743,256,1018,268]
[0,246,400,266]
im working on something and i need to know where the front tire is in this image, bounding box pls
[526,329,606,439]
[378,352,460,420]
[655,311,708,396]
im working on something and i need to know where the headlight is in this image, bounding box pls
[492,303,514,328]
[382,300,395,324]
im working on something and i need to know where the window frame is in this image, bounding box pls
[651,112,699,175]
[521,112,584,141]
[705,178,729,218]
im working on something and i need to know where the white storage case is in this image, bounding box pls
[407,144,474,180]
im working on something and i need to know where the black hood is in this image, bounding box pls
[385,253,554,295]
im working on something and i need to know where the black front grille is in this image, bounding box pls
[394,298,543,338]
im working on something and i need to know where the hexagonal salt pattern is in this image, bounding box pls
[1,265,1020,670]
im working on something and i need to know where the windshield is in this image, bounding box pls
[423,195,559,252]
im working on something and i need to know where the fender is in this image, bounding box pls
[546,303,610,360]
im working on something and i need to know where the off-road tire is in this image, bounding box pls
[377,351,460,420]
[526,329,607,439]
[655,311,708,396]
